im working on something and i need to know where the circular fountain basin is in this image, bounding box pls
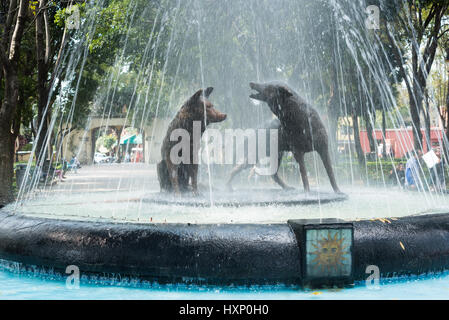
[2,165,449,286]
[1,207,449,286]
[8,186,449,224]
[142,188,348,207]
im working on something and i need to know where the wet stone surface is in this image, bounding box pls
[142,188,348,207]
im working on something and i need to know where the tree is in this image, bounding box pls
[0,0,30,206]
[34,0,70,163]
[0,0,169,205]
[385,0,449,150]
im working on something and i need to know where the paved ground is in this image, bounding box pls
[47,163,288,195]
[11,162,449,224]
[47,163,160,194]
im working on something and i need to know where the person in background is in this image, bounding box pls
[70,154,80,174]
[62,158,68,178]
[389,163,405,186]
[431,148,446,192]
[405,150,423,190]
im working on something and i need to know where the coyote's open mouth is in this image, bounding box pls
[249,82,264,101]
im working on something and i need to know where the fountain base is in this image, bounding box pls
[1,208,449,288]
[142,188,348,207]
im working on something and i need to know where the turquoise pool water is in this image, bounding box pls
[2,265,449,300]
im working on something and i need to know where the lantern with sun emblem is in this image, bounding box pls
[288,219,354,288]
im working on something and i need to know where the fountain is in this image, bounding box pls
[1,0,449,292]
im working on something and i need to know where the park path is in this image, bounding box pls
[48,163,159,194]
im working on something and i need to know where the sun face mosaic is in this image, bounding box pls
[306,229,352,278]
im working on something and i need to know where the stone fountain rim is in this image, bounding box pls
[1,208,449,286]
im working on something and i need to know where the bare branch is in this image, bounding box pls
[384,20,413,99]
[49,24,68,85]
[9,0,30,62]
[42,0,51,64]
[0,37,6,67]
[422,4,437,30]
[438,28,449,40]
[423,5,447,76]
[2,0,17,62]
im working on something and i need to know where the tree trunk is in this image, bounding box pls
[444,69,449,161]
[364,111,376,155]
[352,113,365,167]
[423,90,432,153]
[382,108,387,158]
[0,124,16,207]
[0,71,19,206]
[0,0,30,205]
[410,78,424,150]
[115,126,123,163]
[35,0,51,162]
[446,115,449,161]
[35,92,50,162]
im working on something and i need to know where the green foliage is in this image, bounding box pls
[365,160,407,183]
[54,3,86,27]
[96,133,117,152]
[103,135,117,150]
[21,143,33,152]
[53,0,171,131]
[4,0,449,174]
